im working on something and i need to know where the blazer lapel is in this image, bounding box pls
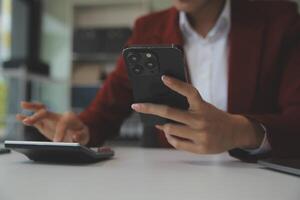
[162,8,184,45]
[159,4,266,113]
[228,0,265,113]
[144,4,265,111]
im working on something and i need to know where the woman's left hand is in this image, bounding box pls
[132,75,264,154]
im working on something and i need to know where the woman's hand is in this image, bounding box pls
[132,75,264,154]
[16,102,90,145]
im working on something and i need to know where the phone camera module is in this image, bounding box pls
[127,53,140,64]
[146,53,152,58]
[145,61,156,69]
[132,65,144,75]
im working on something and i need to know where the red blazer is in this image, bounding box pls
[79,0,300,161]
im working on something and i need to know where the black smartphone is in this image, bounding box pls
[123,44,189,126]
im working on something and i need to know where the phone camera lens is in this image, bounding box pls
[145,61,156,69]
[127,53,140,63]
[146,53,152,58]
[132,65,144,75]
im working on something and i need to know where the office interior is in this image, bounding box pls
[0,0,299,149]
[1,0,300,144]
[0,0,174,143]
[0,1,300,200]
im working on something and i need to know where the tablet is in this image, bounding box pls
[258,158,300,177]
[4,140,114,163]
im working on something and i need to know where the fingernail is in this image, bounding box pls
[161,75,171,83]
[155,125,163,130]
[131,104,141,110]
[23,119,30,124]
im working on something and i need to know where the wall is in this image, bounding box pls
[40,0,72,111]
[11,0,29,59]
[41,0,172,81]
[40,0,172,112]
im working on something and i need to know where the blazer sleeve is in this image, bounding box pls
[78,21,142,147]
[229,12,300,162]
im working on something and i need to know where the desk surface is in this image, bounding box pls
[0,146,299,200]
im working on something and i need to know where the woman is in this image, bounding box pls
[17,0,300,161]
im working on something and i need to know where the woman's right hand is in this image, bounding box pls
[16,101,90,145]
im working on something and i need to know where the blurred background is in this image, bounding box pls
[0,0,173,143]
[0,0,299,143]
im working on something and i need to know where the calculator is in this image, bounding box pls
[4,140,114,163]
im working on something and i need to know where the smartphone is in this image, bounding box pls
[123,44,189,126]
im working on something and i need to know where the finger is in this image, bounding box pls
[21,101,46,111]
[156,124,198,141]
[21,109,48,125]
[26,109,58,125]
[132,103,193,125]
[165,134,201,154]
[162,75,203,109]
[71,130,84,142]
[54,112,83,142]
[16,114,27,121]
[54,118,68,142]
[16,114,32,126]
[73,124,89,145]
[16,114,41,128]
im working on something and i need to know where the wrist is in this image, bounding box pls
[231,115,265,149]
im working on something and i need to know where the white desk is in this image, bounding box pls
[0,147,299,200]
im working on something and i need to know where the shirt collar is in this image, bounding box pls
[179,0,231,43]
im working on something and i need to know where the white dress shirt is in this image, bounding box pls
[179,0,270,154]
